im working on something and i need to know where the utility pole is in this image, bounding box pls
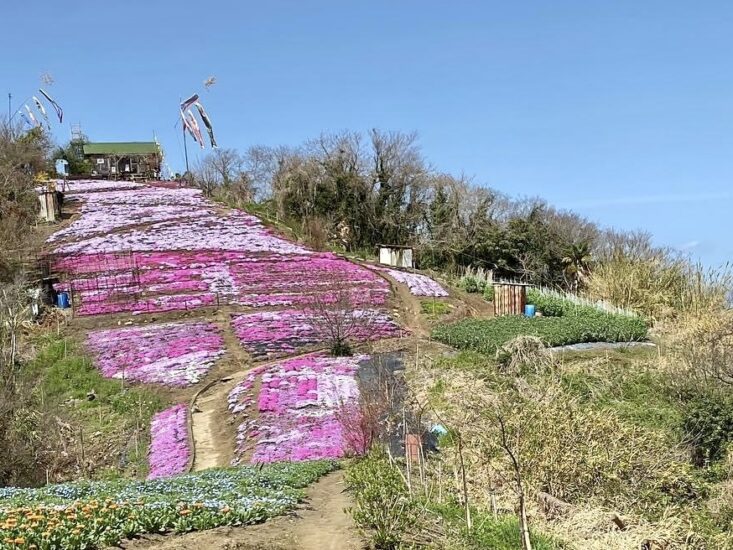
[7,93,10,121]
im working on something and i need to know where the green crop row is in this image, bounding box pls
[0,461,335,549]
[433,307,648,355]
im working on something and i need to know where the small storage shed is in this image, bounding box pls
[493,282,531,316]
[83,142,162,181]
[378,245,414,269]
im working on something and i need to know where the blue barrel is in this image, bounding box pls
[524,304,536,317]
[57,292,70,309]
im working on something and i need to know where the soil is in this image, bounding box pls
[190,382,236,471]
[117,471,362,550]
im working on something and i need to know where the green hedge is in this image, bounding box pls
[433,309,648,355]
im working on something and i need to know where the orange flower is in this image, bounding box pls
[13,538,26,545]
[179,509,191,516]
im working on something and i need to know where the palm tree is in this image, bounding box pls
[562,242,593,291]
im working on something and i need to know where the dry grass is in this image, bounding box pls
[404,340,721,549]
[585,253,731,323]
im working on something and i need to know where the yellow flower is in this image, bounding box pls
[179,509,191,516]
[13,538,26,545]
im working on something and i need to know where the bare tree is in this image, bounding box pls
[303,275,381,356]
[194,148,255,204]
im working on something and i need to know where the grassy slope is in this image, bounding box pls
[432,503,563,550]
[25,333,165,480]
[431,347,733,546]
[557,347,682,432]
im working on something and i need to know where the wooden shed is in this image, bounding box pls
[83,142,162,181]
[493,282,531,316]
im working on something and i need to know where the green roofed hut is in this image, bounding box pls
[83,142,162,181]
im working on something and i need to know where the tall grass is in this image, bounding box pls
[530,287,638,317]
[585,252,732,322]
[457,266,494,294]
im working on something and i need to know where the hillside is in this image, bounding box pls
[2,178,733,549]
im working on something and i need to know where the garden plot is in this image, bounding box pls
[86,321,225,387]
[48,185,393,316]
[57,251,392,316]
[228,354,367,464]
[374,266,448,297]
[231,309,403,358]
[0,461,334,549]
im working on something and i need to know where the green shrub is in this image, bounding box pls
[683,391,733,466]
[345,448,418,549]
[527,288,568,317]
[460,275,481,293]
[432,310,648,355]
[483,284,495,302]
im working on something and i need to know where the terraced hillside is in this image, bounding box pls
[0,179,456,549]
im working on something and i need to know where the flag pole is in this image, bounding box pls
[183,123,190,175]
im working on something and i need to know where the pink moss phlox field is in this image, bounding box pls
[86,321,225,387]
[54,179,145,194]
[57,250,390,316]
[46,181,393,317]
[375,266,448,297]
[147,404,190,479]
[231,309,403,358]
[52,186,309,255]
[227,355,365,464]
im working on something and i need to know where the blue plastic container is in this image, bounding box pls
[524,304,536,317]
[57,292,70,309]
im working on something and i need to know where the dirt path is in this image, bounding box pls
[119,471,362,550]
[190,382,236,471]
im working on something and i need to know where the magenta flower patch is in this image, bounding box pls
[56,251,391,317]
[231,309,403,358]
[86,321,225,387]
[52,187,309,255]
[47,181,396,317]
[374,266,448,297]
[228,355,365,464]
[147,404,190,479]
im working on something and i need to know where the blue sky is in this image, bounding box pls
[3,1,732,266]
